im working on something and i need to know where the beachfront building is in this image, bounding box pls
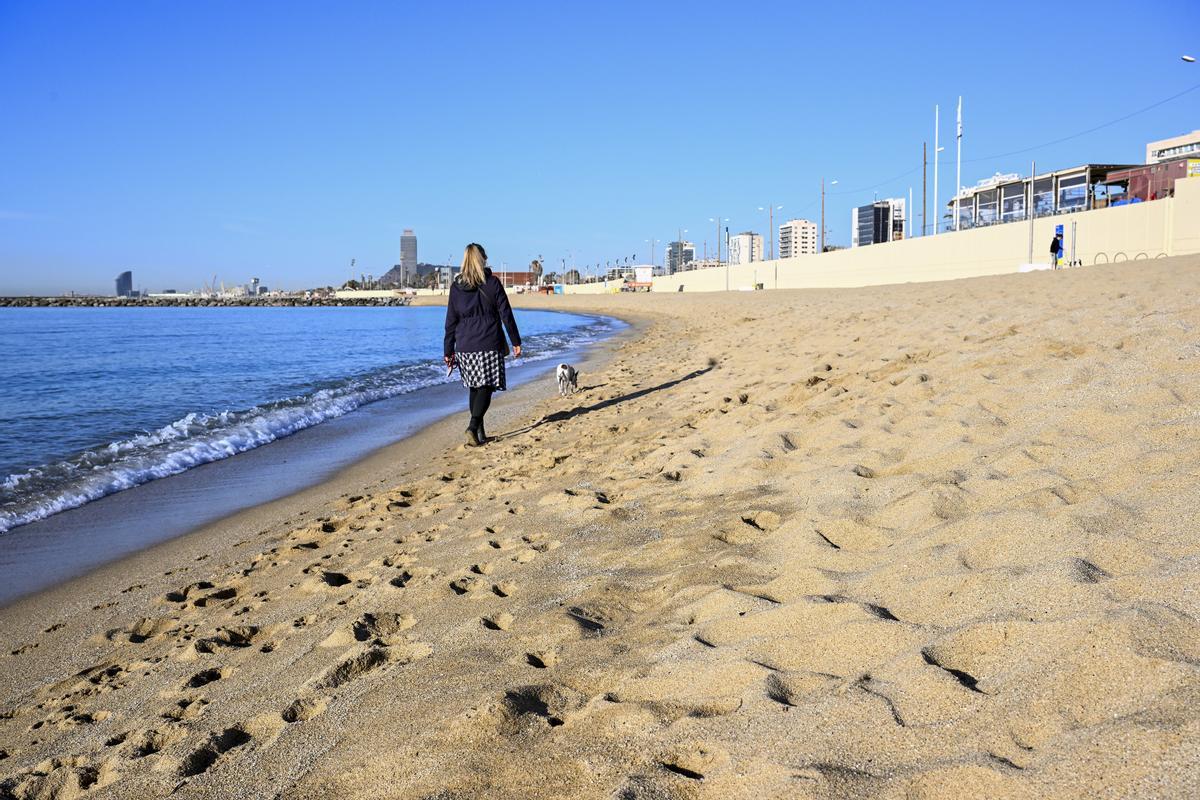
[115,270,133,297]
[400,229,418,283]
[1146,130,1200,164]
[727,232,763,265]
[947,164,1137,229]
[665,241,695,274]
[1101,158,1200,205]
[778,219,818,258]
[851,199,905,247]
[492,270,536,287]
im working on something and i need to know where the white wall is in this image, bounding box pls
[563,179,1198,295]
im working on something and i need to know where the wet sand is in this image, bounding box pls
[1,258,1198,799]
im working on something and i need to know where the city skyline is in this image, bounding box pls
[1,1,1198,295]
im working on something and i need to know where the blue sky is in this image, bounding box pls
[1,0,1198,294]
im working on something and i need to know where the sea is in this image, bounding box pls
[0,306,617,569]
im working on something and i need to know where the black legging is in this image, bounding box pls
[469,386,494,426]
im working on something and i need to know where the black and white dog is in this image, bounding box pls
[556,363,579,397]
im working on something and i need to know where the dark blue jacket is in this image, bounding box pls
[443,269,521,357]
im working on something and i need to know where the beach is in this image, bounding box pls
[2,257,1198,799]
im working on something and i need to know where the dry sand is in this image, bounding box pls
[2,257,1199,799]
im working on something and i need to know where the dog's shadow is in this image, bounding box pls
[497,367,712,439]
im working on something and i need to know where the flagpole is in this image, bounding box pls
[955,96,962,232]
[933,104,940,236]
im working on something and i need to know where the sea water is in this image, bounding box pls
[0,305,615,534]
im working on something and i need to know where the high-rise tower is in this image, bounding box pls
[400,229,418,285]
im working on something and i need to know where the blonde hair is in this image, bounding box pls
[460,243,487,287]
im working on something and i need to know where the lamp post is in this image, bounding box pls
[758,204,783,260]
[955,96,963,232]
[820,179,837,253]
[645,238,660,270]
[708,217,728,263]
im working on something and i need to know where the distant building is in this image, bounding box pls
[727,232,763,265]
[778,219,818,258]
[1146,130,1200,164]
[851,199,905,247]
[400,229,418,282]
[492,270,536,286]
[665,241,696,274]
[249,277,260,296]
[115,271,132,297]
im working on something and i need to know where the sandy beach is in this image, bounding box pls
[2,257,1199,799]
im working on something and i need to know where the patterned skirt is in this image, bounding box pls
[456,350,506,390]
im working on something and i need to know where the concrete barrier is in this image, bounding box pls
[563,178,1200,294]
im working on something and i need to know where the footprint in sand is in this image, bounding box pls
[193,626,259,654]
[161,696,209,721]
[352,612,417,644]
[525,650,558,669]
[483,612,515,631]
[184,667,226,690]
[660,741,730,781]
[177,725,252,777]
[389,567,440,589]
[122,725,188,759]
[281,697,327,723]
[511,549,538,565]
[493,581,517,597]
[450,576,486,595]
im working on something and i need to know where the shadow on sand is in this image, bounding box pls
[498,366,714,440]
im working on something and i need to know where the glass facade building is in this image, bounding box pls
[946,165,1135,231]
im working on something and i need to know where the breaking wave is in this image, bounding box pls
[0,316,618,533]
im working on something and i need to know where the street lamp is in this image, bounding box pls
[645,238,660,269]
[758,205,783,260]
[820,180,837,253]
[708,217,729,263]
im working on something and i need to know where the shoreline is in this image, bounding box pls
[2,261,1197,799]
[0,309,643,615]
[0,309,643,609]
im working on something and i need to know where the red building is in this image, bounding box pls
[491,271,537,287]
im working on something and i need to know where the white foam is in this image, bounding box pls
[0,318,620,534]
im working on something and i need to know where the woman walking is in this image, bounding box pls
[444,243,522,446]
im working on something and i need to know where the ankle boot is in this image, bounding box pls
[466,416,484,447]
[477,418,489,444]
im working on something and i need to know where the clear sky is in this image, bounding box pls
[1,0,1198,295]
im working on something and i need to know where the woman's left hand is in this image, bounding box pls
[512,345,522,358]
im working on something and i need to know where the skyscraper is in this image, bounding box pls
[115,271,133,297]
[400,229,418,284]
